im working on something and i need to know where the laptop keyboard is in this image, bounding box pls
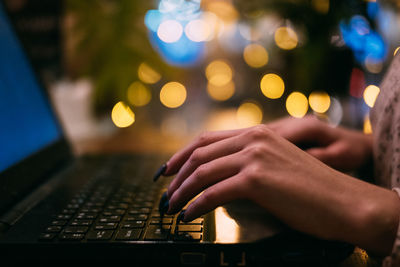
[38,157,204,242]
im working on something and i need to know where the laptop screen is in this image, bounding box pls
[0,3,62,173]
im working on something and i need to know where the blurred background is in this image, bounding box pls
[4,0,400,156]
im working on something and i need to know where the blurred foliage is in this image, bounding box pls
[64,0,179,115]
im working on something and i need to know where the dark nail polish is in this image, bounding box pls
[158,192,169,216]
[153,163,167,182]
[177,210,186,223]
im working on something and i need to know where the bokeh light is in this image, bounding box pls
[160,81,187,108]
[363,114,372,134]
[311,0,329,14]
[260,73,285,99]
[243,44,269,68]
[127,81,152,107]
[204,1,239,26]
[111,101,135,128]
[205,60,233,86]
[157,20,183,43]
[395,47,400,56]
[363,85,380,108]
[274,27,298,50]
[308,91,331,113]
[286,92,309,118]
[236,101,263,128]
[138,62,161,84]
[185,19,211,42]
[207,80,235,101]
[364,56,383,74]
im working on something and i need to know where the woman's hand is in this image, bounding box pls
[266,116,373,172]
[161,123,400,255]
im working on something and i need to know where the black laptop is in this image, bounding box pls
[0,2,355,266]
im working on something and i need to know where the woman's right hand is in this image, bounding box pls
[266,116,373,172]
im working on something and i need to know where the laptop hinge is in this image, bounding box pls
[0,163,72,231]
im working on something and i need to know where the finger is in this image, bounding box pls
[164,129,245,176]
[306,143,344,168]
[167,152,242,214]
[182,174,244,222]
[167,133,245,198]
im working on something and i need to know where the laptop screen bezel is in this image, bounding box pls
[0,1,73,217]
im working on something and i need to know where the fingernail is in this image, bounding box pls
[158,192,169,216]
[153,163,167,182]
[177,210,186,223]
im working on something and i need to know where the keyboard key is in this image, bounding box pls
[150,218,173,225]
[128,208,151,214]
[174,232,202,241]
[75,212,97,220]
[144,226,170,241]
[121,221,145,228]
[125,214,148,221]
[179,218,204,225]
[51,220,67,226]
[64,226,89,234]
[99,216,121,223]
[86,230,114,241]
[70,220,93,226]
[115,229,141,240]
[39,233,56,241]
[103,209,125,216]
[94,223,118,230]
[59,233,85,241]
[55,214,72,220]
[45,226,62,233]
[177,225,202,232]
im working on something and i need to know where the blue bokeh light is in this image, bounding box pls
[145,0,205,66]
[340,15,387,63]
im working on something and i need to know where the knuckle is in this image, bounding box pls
[190,148,204,164]
[247,124,270,140]
[194,164,207,181]
[243,164,263,188]
[243,144,268,159]
[197,131,210,145]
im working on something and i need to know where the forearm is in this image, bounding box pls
[249,162,400,256]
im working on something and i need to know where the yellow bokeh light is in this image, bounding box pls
[157,20,183,43]
[363,114,372,134]
[260,73,285,99]
[394,47,400,56]
[205,60,233,86]
[185,19,210,42]
[363,85,380,108]
[308,91,331,113]
[274,26,298,50]
[160,82,187,108]
[286,92,309,118]
[138,62,161,84]
[236,101,263,128]
[364,57,383,74]
[311,0,330,14]
[127,81,151,107]
[207,80,235,101]
[205,1,238,25]
[243,44,269,68]
[111,101,135,128]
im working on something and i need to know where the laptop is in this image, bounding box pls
[0,2,354,266]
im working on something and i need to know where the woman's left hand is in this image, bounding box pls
[161,125,400,255]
